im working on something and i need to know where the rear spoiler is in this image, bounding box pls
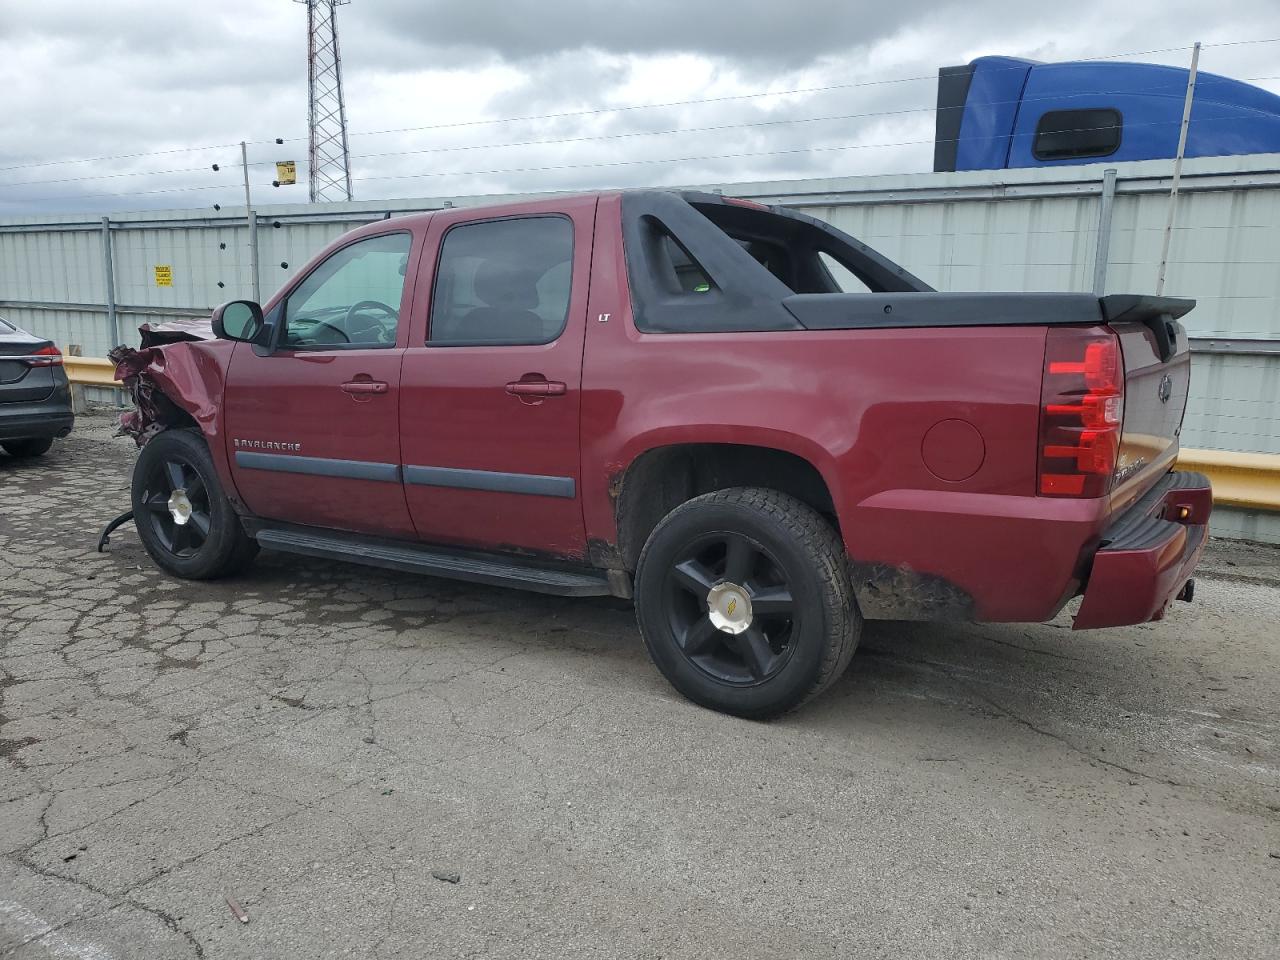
[782,293,1195,360]
[1100,295,1195,362]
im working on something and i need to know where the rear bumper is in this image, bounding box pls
[1072,470,1212,629]
[0,390,75,441]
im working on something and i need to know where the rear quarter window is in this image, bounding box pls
[818,252,872,294]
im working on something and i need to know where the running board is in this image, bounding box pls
[253,527,613,597]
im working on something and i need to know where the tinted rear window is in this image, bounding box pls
[429,217,574,345]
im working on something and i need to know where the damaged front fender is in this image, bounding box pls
[109,320,229,448]
[109,320,245,512]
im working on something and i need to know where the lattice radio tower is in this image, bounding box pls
[296,0,354,202]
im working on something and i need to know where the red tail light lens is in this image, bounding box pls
[1039,329,1123,498]
[23,344,63,367]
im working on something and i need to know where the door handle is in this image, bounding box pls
[506,380,566,397]
[341,380,388,395]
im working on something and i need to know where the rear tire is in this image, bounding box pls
[131,429,258,579]
[2,437,53,458]
[634,487,860,719]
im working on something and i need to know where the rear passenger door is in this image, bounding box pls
[398,198,596,559]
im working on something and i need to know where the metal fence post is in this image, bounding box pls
[100,215,119,347]
[1092,168,1118,296]
[1156,41,1201,296]
[242,140,261,303]
[248,211,261,302]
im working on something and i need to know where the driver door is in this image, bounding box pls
[223,229,419,538]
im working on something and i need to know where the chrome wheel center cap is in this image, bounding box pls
[167,488,193,526]
[707,581,752,635]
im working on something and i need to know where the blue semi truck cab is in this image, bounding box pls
[935,55,1280,171]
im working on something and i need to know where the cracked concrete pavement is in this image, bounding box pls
[2,415,1278,959]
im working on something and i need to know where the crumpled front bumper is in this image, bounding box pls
[1073,470,1213,630]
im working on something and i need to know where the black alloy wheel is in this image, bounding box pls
[137,454,212,559]
[635,487,861,719]
[665,531,799,685]
[130,428,258,579]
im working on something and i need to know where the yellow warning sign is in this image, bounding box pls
[275,160,297,185]
[154,265,173,287]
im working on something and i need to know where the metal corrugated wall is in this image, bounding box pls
[0,226,104,301]
[1,154,1277,537]
[809,194,1102,293]
[0,305,112,357]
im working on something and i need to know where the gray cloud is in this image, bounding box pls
[354,0,937,67]
[346,0,1280,68]
[2,0,1279,215]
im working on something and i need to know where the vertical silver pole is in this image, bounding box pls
[248,215,261,304]
[1155,42,1200,296]
[306,0,319,203]
[241,140,261,303]
[100,215,120,347]
[1092,168,1118,296]
[330,0,354,201]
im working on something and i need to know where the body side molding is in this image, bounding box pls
[403,464,576,498]
[234,451,401,483]
[234,451,577,497]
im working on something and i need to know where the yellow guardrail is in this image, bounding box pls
[61,356,1280,511]
[64,356,120,387]
[1175,448,1280,511]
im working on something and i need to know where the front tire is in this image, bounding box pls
[131,429,258,579]
[634,488,860,719]
[2,437,53,458]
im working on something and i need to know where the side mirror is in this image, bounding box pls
[212,300,265,343]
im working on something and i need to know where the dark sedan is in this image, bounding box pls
[0,315,74,457]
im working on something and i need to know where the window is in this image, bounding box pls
[634,216,716,297]
[686,199,898,295]
[429,217,573,345]
[660,232,714,294]
[283,232,411,348]
[817,252,872,294]
[1033,109,1122,161]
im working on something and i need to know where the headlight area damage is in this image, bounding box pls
[99,319,233,551]
[109,318,227,447]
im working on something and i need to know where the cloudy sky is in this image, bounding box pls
[1,0,1279,215]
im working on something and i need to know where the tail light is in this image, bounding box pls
[23,344,63,367]
[1038,328,1123,497]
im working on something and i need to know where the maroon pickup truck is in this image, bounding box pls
[115,190,1211,718]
